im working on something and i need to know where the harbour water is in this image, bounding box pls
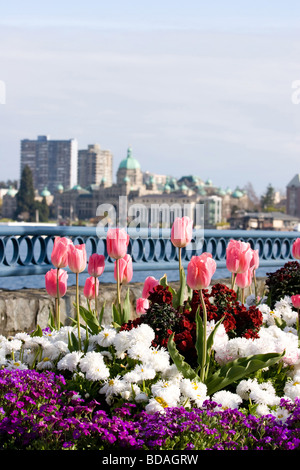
[0,266,277,291]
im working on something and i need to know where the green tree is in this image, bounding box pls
[15,165,35,221]
[260,183,275,210]
[35,197,49,222]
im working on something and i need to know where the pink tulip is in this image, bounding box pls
[68,244,87,273]
[51,236,73,268]
[88,253,105,277]
[236,267,254,289]
[142,276,159,298]
[226,239,253,274]
[45,269,68,298]
[83,276,99,300]
[106,228,130,260]
[292,238,300,260]
[114,254,133,284]
[187,253,216,290]
[250,249,259,271]
[171,216,193,248]
[291,295,300,309]
[136,297,149,315]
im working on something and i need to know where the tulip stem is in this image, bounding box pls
[297,308,300,341]
[94,275,98,314]
[178,247,182,279]
[253,271,258,304]
[231,273,237,290]
[116,259,121,309]
[76,273,81,350]
[56,268,60,329]
[241,288,245,305]
[199,289,207,383]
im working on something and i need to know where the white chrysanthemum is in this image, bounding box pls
[236,378,259,400]
[57,351,84,372]
[255,404,272,417]
[151,379,181,407]
[207,320,228,350]
[248,381,280,406]
[145,397,166,414]
[123,363,156,383]
[271,407,291,423]
[15,332,31,343]
[43,340,69,361]
[112,330,132,357]
[5,359,28,370]
[127,341,150,362]
[4,338,22,354]
[135,392,149,403]
[212,390,243,410]
[36,358,54,370]
[128,323,155,347]
[284,376,300,400]
[144,347,170,372]
[99,375,126,397]
[120,383,141,401]
[79,351,110,381]
[161,364,183,382]
[180,378,208,407]
[92,327,117,348]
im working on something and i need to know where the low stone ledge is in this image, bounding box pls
[0,278,267,337]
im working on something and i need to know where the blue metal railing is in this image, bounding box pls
[0,225,298,278]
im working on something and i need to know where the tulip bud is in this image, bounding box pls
[51,236,73,268]
[114,254,133,284]
[136,297,149,315]
[68,244,87,273]
[292,238,300,260]
[236,267,254,289]
[187,253,216,290]
[83,276,99,300]
[88,253,105,277]
[45,269,68,298]
[226,239,252,274]
[142,276,159,298]
[106,228,130,260]
[171,216,193,248]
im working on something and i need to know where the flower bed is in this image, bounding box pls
[1,221,300,451]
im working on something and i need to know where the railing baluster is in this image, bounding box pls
[0,226,297,277]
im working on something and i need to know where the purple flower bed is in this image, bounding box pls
[1,368,300,450]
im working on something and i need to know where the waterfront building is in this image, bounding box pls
[20,135,78,194]
[78,144,113,188]
[286,174,300,218]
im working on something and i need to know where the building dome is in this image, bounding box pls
[72,184,82,191]
[232,189,243,199]
[56,184,64,192]
[6,186,17,197]
[41,187,51,197]
[119,147,140,170]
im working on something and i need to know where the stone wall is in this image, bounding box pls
[0,278,267,337]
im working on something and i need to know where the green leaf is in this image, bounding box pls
[68,331,79,352]
[206,317,225,355]
[30,324,43,337]
[195,307,203,368]
[122,288,131,324]
[112,303,121,325]
[167,333,199,381]
[78,305,100,335]
[205,351,285,396]
[160,274,168,287]
[98,302,106,326]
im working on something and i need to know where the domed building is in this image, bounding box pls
[117,147,143,188]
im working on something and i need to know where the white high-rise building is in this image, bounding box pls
[20,135,78,194]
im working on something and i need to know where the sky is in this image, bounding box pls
[1,0,300,197]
